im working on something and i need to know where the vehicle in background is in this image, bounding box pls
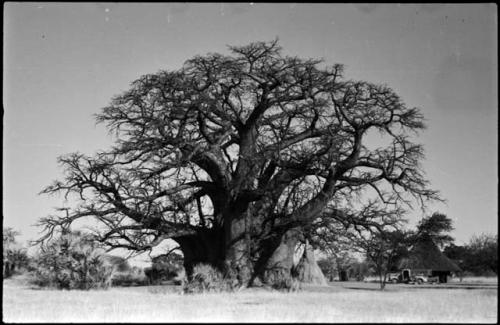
[386,269,440,284]
[386,272,400,283]
[409,274,439,285]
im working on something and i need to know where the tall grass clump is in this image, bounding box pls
[182,263,238,294]
[144,252,184,285]
[265,268,301,292]
[31,231,114,290]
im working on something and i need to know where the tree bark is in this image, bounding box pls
[224,210,252,284]
[175,229,225,279]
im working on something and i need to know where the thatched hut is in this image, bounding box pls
[398,234,461,283]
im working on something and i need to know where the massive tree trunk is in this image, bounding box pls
[224,210,253,284]
[176,208,254,285]
[176,196,329,288]
[175,229,225,279]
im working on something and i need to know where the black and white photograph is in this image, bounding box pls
[3,2,497,323]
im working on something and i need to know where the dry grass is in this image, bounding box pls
[449,276,498,284]
[3,275,497,323]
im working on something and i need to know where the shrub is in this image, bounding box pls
[111,270,148,287]
[182,263,237,294]
[272,276,290,290]
[145,252,184,285]
[104,255,131,273]
[3,227,30,278]
[145,264,179,285]
[3,248,30,278]
[31,231,114,290]
[263,268,300,291]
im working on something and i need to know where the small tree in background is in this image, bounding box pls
[317,257,336,282]
[443,234,498,277]
[355,229,412,290]
[3,227,30,277]
[317,251,355,281]
[443,243,468,272]
[317,255,367,282]
[466,234,497,276]
[31,230,114,290]
[311,206,407,284]
[347,260,371,281]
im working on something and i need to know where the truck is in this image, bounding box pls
[387,269,439,284]
[386,272,401,284]
[408,274,439,285]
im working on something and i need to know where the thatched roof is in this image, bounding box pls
[398,234,461,272]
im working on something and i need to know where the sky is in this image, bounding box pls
[3,3,498,259]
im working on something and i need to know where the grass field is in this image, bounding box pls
[449,276,499,283]
[3,275,497,323]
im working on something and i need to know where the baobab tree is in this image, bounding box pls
[37,40,440,287]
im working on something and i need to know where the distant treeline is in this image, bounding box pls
[317,232,498,281]
[443,233,498,276]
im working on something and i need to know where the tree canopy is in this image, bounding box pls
[416,212,454,248]
[444,233,498,276]
[37,40,440,286]
[3,227,20,249]
[3,227,29,278]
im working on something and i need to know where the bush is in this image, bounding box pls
[112,269,148,287]
[3,248,30,278]
[3,227,31,278]
[31,231,114,290]
[182,263,237,294]
[104,255,131,273]
[145,264,179,285]
[265,268,300,291]
[145,252,184,285]
[270,276,300,291]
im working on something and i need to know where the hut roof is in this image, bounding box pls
[398,234,461,272]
